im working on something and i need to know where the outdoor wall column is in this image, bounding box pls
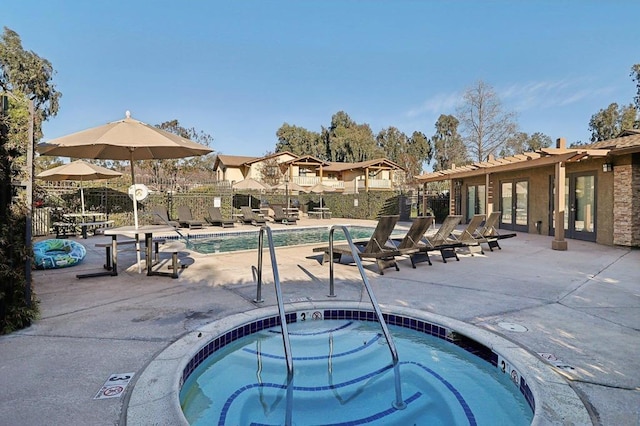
[485,173,493,214]
[364,167,369,192]
[552,138,568,250]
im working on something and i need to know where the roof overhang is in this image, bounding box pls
[416,149,610,183]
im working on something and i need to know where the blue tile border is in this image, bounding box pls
[181,309,536,415]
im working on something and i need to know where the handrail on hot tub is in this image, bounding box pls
[255,225,294,425]
[327,225,405,410]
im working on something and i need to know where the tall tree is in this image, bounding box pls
[0,27,61,141]
[324,111,381,162]
[377,127,431,185]
[501,131,552,156]
[431,114,467,171]
[0,27,60,332]
[275,123,325,159]
[631,63,640,111]
[137,119,215,191]
[588,103,637,142]
[456,80,518,162]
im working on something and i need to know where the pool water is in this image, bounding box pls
[186,226,395,254]
[180,319,533,425]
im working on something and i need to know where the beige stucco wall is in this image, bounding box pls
[458,157,620,245]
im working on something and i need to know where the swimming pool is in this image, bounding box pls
[184,226,399,254]
[180,310,534,425]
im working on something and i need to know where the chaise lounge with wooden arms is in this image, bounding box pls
[477,211,517,250]
[418,214,465,263]
[448,214,487,255]
[386,216,435,268]
[313,215,400,275]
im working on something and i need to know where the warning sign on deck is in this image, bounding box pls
[94,372,135,400]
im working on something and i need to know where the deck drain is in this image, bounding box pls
[498,322,528,332]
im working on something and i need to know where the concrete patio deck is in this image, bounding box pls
[1,217,638,425]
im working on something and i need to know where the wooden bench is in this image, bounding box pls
[308,211,323,219]
[79,220,114,239]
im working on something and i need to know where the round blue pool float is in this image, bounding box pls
[33,239,86,269]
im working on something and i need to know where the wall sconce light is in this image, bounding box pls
[602,163,613,172]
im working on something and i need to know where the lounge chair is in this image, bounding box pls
[271,205,297,225]
[149,206,179,228]
[418,215,464,263]
[206,207,235,228]
[176,205,204,229]
[448,214,487,255]
[478,211,517,250]
[387,216,434,268]
[240,206,267,226]
[313,215,400,275]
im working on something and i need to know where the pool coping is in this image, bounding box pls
[125,301,592,425]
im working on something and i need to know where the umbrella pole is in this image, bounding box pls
[130,150,142,273]
[80,178,85,215]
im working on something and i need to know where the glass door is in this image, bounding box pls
[466,184,486,222]
[500,180,529,232]
[549,173,597,242]
[566,173,596,241]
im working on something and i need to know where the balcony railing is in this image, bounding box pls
[293,176,320,187]
[357,179,392,189]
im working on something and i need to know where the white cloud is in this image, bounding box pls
[499,78,617,111]
[406,91,461,118]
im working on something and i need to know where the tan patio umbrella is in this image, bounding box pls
[309,182,336,210]
[37,111,213,229]
[272,181,308,193]
[36,159,122,214]
[232,177,271,191]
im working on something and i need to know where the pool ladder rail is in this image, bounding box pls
[254,225,405,426]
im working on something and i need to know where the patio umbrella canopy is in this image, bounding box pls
[232,178,271,191]
[309,182,336,210]
[36,159,122,214]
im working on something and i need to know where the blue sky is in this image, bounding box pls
[4,1,639,168]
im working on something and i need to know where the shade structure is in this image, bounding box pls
[36,160,122,214]
[232,178,271,191]
[309,182,336,210]
[37,111,213,272]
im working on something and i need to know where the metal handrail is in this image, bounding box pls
[327,225,405,409]
[256,225,294,425]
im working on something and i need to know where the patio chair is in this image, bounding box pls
[205,207,235,228]
[240,206,267,226]
[386,216,434,268]
[418,215,464,263]
[149,206,179,228]
[448,214,487,255]
[478,211,517,251]
[176,205,204,229]
[271,205,297,225]
[313,215,400,275]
